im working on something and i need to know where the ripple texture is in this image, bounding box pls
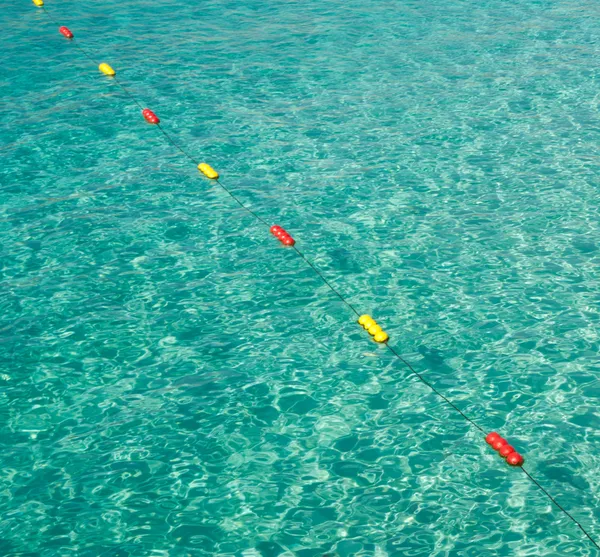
[1,0,600,555]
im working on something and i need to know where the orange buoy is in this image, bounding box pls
[59,26,73,39]
[270,225,295,246]
[506,452,524,466]
[492,438,508,451]
[485,432,501,445]
[142,108,160,124]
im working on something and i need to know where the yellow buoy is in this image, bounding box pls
[198,163,219,179]
[358,315,372,326]
[99,63,116,76]
[32,0,44,6]
[374,331,389,343]
[367,324,382,336]
[362,319,376,330]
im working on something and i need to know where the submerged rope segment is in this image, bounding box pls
[30,0,600,551]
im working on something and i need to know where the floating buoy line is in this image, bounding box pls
[30,0,599,551]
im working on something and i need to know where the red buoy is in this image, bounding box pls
[270,225,295,246]
[492,438,508,451]
[506,452,524,466]
[142,108,160,124]
[59,26,74,39]
[499,444,515,458]
[485,432,501,445]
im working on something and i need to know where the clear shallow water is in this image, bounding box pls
[1,0,600,555]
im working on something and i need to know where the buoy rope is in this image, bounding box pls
[32,3,599,551]
[42,6,96,66]
[386,343,485,433]
[112,76,145,111]
[522,467,600,551]
[215,178,271,227]
[152,122,197,164]
[292,246,362,317]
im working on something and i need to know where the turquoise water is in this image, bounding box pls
[2,0,600,555]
